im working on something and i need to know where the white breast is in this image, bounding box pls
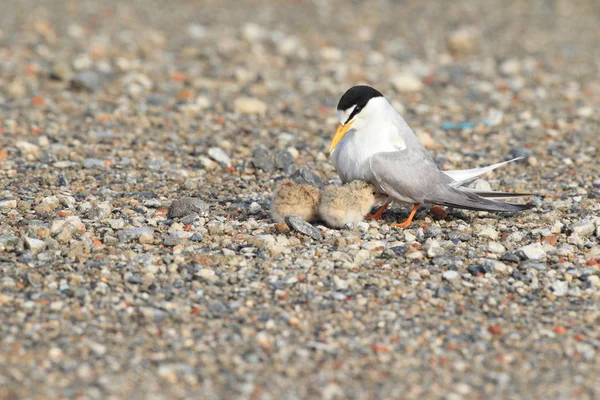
[330,123,403,185]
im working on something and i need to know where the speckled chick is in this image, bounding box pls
[270,178,320,223]
[319,180,378,228]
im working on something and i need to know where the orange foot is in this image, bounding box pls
[391,203,420,227]
[365,202,390,220]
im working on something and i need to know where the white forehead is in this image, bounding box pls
[337,105,356,125]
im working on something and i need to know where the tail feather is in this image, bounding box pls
[461,188,532,199]
[445,157,524,187]
[427,186,535,213]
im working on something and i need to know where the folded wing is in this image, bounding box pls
[369,151,534,212]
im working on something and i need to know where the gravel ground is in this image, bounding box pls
[1,0,600,399]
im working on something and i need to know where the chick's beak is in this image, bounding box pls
[326,121,354,157]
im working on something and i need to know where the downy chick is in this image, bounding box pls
[319,180,378,228]
[271,178,320,223]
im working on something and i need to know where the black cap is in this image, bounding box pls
[336,85,383,111]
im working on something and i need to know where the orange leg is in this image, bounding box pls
[391,203,420,227]
[365,202,390,220]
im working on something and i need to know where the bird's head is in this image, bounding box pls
[327,85,384,156]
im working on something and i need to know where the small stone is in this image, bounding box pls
[168,197,209,218]
[476,226,499,240]
[442,270,459,281]
[105,219,126,229]
[500,252,520,263]
[571,220,595,237]
[88,202,112,220]
[333,276,348,291]
[190,233,203,242]
[117,227,154,243]
[50,62,73,81]
[55,175,69,187]
[585,275,600,288]
[196,268,218,283]
[164,234,181,246]
[247,202,261,215]
[207,147,231,168]
[0,199,17,210]
[487,242,506,254]
[16,141,41,159]
[25,237,46,253]
[516,243,547,260]
[467,265,488,276]
[551,280,569,296]
[447,27,479,56]
[138,231,154,244]
[233,97,267,115]
[72,70,103,91]
[83,158,106,169]
[273,149,294,170]
[180,213,200,225]
[285,216,322,240]
[27,271,44,288]
[391,73,423,92]
[127,274,143,284]
[251,145,274,172]
[499,59,521,76]
[407,271,421,281]
[0,236,20,251]
[290,166,323,188]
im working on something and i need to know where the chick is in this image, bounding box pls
[318,180,378,228]
[270,178,320,223]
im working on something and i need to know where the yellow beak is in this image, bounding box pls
[327,121,354,157]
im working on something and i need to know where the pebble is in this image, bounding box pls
[571,220,595,237]
[73,71,103,91]
[83,158,106,169]
[25,237,46,253]
[290,166,323,188]
[487,242,506,254]
[207,147,232,168]
[516,243,547,261]
[247,202,262,215]
[273,149,295,170]
[0,199,17,210]
[252,145,274,172]
[447,27,479,56]
[285,216,322,240]
[551,280,569,297]
[499,59,521,76]
[168,197,209,218]
[16,141,41,159]
[442,270,459,281]
[391,73,423,92]
[117,227,154,243]
[233,97,267,115]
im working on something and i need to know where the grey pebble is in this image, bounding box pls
[289,166,323,188]
[252,145,274,172]
[117,227,154,243]
[168,197,209,218]
[285,216,322,240]
[273,149,295,170]
[72,71,103,92]
[207,147,231,168]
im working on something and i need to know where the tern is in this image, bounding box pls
[327,85,534,227]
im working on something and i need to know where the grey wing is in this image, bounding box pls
[370,151,534,212]
[369,150,455,203]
